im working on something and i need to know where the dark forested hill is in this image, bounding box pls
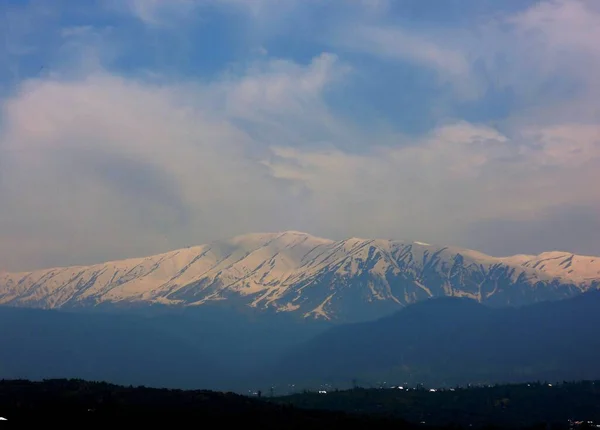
[2,291,599,393]
[0,379,417,428]
[0,304,326,391]
[1,379,598,428]
[0,306,225,389]
[269,291,600,388]
[275,380,600,428]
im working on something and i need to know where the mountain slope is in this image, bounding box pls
[1,231,598,322]
[508,251,600,283]
[0,306,224,389]
[0,304,328,391]
[269,290,600,388]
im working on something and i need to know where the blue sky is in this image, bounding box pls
[1,0,599,270]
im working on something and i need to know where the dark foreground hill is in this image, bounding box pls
[0,379,417,428]
[1,379,598,428]
[268,291,600,388]
[275,380,600,429]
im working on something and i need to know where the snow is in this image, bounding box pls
[304,293,336,320]
[1,231,598,319]
[516,251,600,283]
[414,281,433,297]
[276,302,301,312]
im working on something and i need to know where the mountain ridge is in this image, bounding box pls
[1,231,599,321]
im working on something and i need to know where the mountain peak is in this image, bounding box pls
[0,232,598,321]
[227,230,332,245]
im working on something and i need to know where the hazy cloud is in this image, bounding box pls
[332,25,471,81]
[265,121,600,243]
[0,0,599,270]
[124,0,198,26]
[0,54,346,270]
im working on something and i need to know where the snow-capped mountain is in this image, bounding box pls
[1,231,599,322]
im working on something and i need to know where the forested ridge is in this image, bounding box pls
[1,379,599,428]
[276,380,600,428]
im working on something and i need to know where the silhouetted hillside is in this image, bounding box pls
[275,380,600,428]
[0,379,419,428]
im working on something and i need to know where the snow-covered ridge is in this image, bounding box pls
[0,231,598,321]
[513,251,600,283]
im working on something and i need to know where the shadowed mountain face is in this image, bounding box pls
[0,304,329,391]
[1,232,599,322]
[268,291,600,389]
[0,306,225,390]
[1,292,599,392]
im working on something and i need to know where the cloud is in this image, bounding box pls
[464,205,600,258]
[124,0,198,26]
[121,0,302,26]
[220,53,346,116]
[1,0,600,271]
[265,121,600,244]
[500,0,600,124]
[325,14,481,101]
[328,0,600,110]
[510,0,600,55]
[333,25,470,79]
[0,54,347,270]
[60,25,94,38]
[1,70,599,270]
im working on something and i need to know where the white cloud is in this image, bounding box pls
[1,0,600,270]
[328,0,600,108]
[0,53,347,270]
[500,0,600,124]
[1,57,599,270]
[266,121,600,242]
[510,0,600,55]
[338,25,470,78]
[221,53,346,116]
[124,0,197,26]
[122,0,301,25]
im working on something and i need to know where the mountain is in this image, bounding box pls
[0,304,327,391]
[1,231,599,322]
[269,291,600,389]
[3,293,600,393]
[0,306,223,389]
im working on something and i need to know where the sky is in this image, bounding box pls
[0,0,599,271]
